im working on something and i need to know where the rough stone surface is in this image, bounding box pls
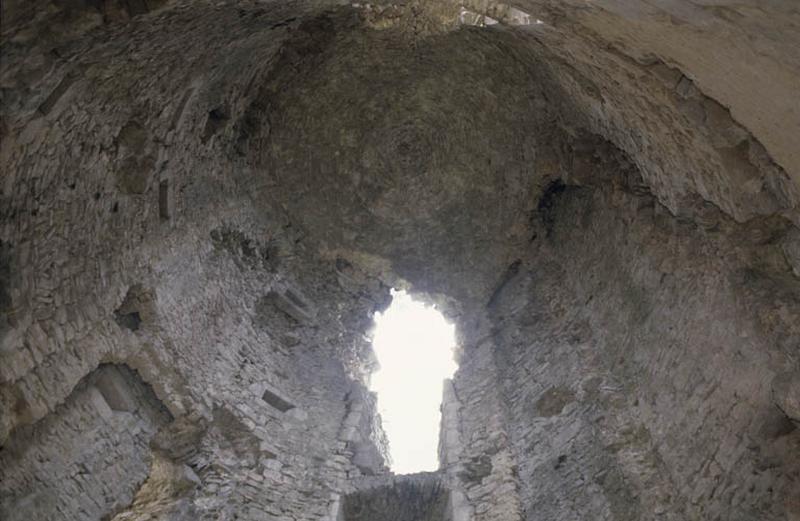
[0,364,172,521]
[486,180,800,520]
[1,0,799,520]
[344,473,451,520]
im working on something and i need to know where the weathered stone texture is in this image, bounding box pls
[0,364,171,521]
[484,181,800,519]
[343,473,451,521]
[0,4,395,511]
[1,0,799,520]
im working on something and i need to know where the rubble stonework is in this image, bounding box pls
[1,1,799,520]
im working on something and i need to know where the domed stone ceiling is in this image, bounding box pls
[0,1,799,520]
[256,9,552,304]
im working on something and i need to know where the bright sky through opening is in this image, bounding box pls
[370,289,458,474]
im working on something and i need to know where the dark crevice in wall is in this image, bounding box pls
[159,179,171,221]
[262,387,295,413]
[202,106,230,143]
[536,179,569,239]
[114,284,154,332]
[115,310,142,331]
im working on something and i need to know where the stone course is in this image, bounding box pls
[1,1,799,520]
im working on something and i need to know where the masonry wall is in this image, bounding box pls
[0,5,393,518]
[0,364,171,520]
[477,183,800,520]
[342,473,450,521]
[0,190,392,520]
[2,1,799,520]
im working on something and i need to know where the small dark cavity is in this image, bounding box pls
[158,180,170,221]
[114,311,141,332]
[262,388,295,412]
[202,106,230,143]
[537,179,568,238]
[554,454,568,470]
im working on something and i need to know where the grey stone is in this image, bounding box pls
[1,1,799,520]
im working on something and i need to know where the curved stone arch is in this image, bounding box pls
[0,363,172,521]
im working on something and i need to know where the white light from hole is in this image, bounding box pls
[370,289,457,474]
